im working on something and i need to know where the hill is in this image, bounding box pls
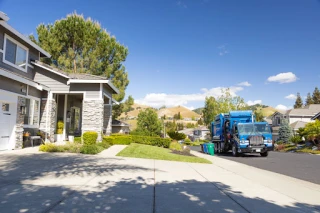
[193,108,203,115]
[119,105,201,120]
[158,106,201,119]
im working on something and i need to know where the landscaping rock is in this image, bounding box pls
[312,146,319,151]
[306,142,314,147]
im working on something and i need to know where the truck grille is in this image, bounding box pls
[249,136,264,146]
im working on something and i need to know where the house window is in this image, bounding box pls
[276,117,280,125]
[23,98,40,126]
[2,103,9,112]
[3,34,28,72]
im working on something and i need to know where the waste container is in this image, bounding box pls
[200,144,204,153]
[207,143,214,156]
[203,143,208,154]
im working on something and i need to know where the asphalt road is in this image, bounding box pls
[190,146,320,185]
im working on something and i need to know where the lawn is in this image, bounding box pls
[117,143,212,164]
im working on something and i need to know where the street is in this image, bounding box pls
[190,146,320,184]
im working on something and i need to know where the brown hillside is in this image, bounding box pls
[158,106,201,118]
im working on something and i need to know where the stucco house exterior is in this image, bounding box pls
[0,12,118,151]
[270,104,320,141]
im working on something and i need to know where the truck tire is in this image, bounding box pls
[214,143,218,154]
[260,151,268,157]
[232,143,239,157]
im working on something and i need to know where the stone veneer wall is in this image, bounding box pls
[82,100,104,141]
[39,99,57,142]
[15,96,25,148]
[103,104,112,135]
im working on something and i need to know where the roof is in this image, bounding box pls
[112,120,130,127]
[287,104,320,116]
[0,67,49,91]
[311,112,320,120]
[0,12,51,58]
[32,60,119,94]
[290,121,308,130]
[264,117,272,125]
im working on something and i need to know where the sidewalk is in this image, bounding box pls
[0,145,319,212]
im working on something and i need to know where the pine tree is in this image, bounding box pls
[312,87,320,104]
[305,92,314,106]
[29,12,129,103]
[278,120,293,143]
[294,92,303,109]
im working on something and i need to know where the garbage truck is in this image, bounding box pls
[211,110,273,157]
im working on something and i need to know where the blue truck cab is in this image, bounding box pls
[211,110,272,157]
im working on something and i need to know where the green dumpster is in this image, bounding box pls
[207,143,214,156]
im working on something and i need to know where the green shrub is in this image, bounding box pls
[103,135,171,148]
[80,144,104,155]
[83,131,98,145]
[39,143,63,152]
[290,135,302,144]
[74,137,82,144]
[57,120,64,134]
[99,140,111,149]
[63,142,82,153]
[169,142,183,151]
[167,131,186,141]
[276,141,284,145]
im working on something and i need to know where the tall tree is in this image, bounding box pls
[312,87,320,104]
[29,12,129,102]
[305,92,314,106]
[294,92,303,109]
[202,88,247,127]
[136,108,162,136]
[278,120,293,143]
[254,110,264,122]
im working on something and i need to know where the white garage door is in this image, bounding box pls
[0,102,13,150]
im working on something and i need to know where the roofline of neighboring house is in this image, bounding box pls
[311,112,320,120]
[67,79,120,94]
[0,12,9,22]
[0,21,51,58]
[289,114,315,117]
[31,61,70,79]
[0,68,50,91]
[112,124,130,127]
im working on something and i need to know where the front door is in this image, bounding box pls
[0,102,12,150]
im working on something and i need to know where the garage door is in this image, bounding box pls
[0,102,13,150]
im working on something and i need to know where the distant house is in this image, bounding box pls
[270,104,320,141]
[311,112,320,121]
[112,120,130,134]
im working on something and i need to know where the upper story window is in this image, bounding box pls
[3,34,28,72]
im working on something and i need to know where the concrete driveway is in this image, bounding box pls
[0,146,320,213]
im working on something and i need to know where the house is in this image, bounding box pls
[270,104,320,141]
[0,12,119,151]
[112,120,130,134]
[311,112,320,121]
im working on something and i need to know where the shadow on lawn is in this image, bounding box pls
[0,152,319,213]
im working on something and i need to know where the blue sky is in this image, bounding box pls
[1,0,320,110]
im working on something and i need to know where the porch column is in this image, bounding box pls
[103,104,112,135]
[82,99,104,142]
[39,92,57,142]
[63,94,68,140]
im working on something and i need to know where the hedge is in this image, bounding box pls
[83,131,98,145]
[103,135,171,148]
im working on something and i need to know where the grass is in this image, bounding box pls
[117,143,212,164]
[296,147,320,155]
[275,143,320,154]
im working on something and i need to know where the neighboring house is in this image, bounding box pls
[0,12,119,151]
[270,104,320,141]
[112,120,130,134]
[290,121,308,135]
[191,127,210,141]
[311,112,320,121]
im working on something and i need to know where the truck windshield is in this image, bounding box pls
[237,124,271,135]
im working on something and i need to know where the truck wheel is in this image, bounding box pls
[214,143,218,154]
[232,143,239,157]
[260,151,268,157]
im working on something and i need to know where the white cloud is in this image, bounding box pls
[267,72,298,84]
[285,94,297,100]
[238,81,251,87]
[177,1,187,8]
[218,45,229,56]
[247,100,262,106]
[136,86,243,108]
[275,104,293,111]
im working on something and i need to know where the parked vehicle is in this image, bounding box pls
[211,110,273,157]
